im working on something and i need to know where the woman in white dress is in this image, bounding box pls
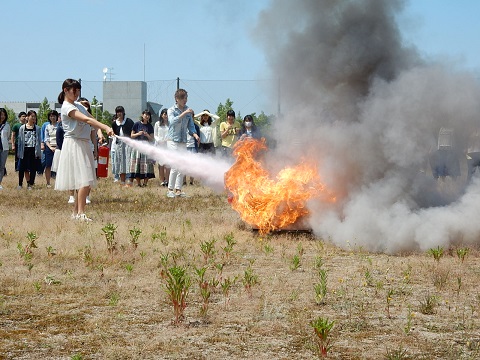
[154,108,170,186]
[55,79,114,221]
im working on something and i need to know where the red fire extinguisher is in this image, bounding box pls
[97,144,110,178]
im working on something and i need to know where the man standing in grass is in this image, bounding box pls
[166,88,199,198]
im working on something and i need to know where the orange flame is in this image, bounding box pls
[225,138,335,234]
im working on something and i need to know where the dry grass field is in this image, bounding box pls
[0,154,479,360]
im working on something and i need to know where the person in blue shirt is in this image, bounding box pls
[166,88,199,197]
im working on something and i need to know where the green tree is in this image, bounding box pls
[3,106,17,130]
[90,96,112,127]
[37,97,51,126]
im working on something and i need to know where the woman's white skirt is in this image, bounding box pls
[55,137,96,191]
[52,149,61,172]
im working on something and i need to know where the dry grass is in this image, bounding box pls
[1,154,480,360]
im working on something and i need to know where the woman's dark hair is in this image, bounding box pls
[58,78,81,104]
[115,105,125,114]
[26,110,37,118]
[47,110,59,123]
[159,108,168,125]
[0,108,8,124]
[241,114,257,133]
[226,109,235,118]
[18,111,27,118]
[243,114,254,123]
[78,97,92,114]
[200,109,212,125]
[142,109,152,123]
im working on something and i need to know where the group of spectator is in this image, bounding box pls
[0,88,262,197]
[110,88,262,198]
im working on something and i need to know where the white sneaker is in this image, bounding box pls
[166,190,176,198]
[0,185,3,190]
[77,213,93,222]
[71,213,77,220]
[86,196,91,204]
[68,196,75,204]
[27,185,32,190]
[17,185,23,190]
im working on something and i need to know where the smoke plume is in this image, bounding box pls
[252,0,480,253]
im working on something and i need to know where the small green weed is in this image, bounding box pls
[310,316,335,358]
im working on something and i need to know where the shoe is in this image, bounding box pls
[166,190,176,198]
[86,196,91,204]
[71,213,77,220]
[0,185,3,190]
[113,178,119,183]
[46,184,52,189]
[124,183,132,188]
[27,185,32,190]
[77,213,93,222]
[175,191,187,198]
[17,185,22,190]
[68,196,75,204]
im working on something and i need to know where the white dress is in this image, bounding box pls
[54,102,96,191]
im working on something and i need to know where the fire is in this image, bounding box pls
[225,138,335,234]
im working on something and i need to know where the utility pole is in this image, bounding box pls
[176,77,180,90]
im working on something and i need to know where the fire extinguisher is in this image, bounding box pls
[97,144,110,178]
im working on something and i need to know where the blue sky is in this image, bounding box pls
[1,0,479,115]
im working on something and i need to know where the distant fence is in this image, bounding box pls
[0,79,279,117]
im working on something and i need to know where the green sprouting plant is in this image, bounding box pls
[456,276,462,296]
[404,304,414,334]
[33,281,41,292]
[129,226,142,250]
[46,246,56,257]
[214,262,224,277]
[456,247,469,263]
[125,263,134,274]
[427,246,444,262]
[161,265,191,324]
[297,242,304,256]
[432,268,449,290]
[71,353,84,360]
[200,239,217,264]
[386,289,395,318]
[242,260,259,297]
[314,269,328,305]
[151,231,168,245]
[108,292,120,306]
[310,317,335,358]
[222,232,236,260]
[385,346,408,360]
[263,243,274,255]
[140,251,146,259]
[402,264,412,284]
[314,256,323,269]
[101,223,117,255]
[419,293,437,315]
[221,276,237,308]
[158,252,170,269]
[26,231,38,248]
[290,254,301,271]
[364,269,374,287]
[82,245,93,267]
[195,267,211,317]
[17,242,33,263]
[17,231,38,265]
